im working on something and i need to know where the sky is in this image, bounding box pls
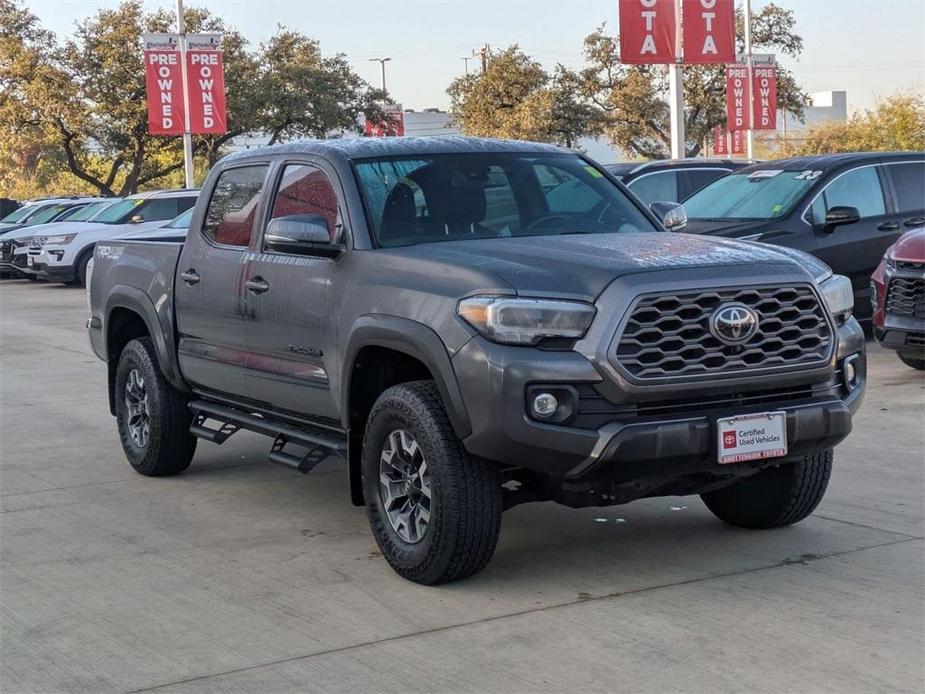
[25,0,925,114]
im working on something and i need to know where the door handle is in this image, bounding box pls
[245,276,270,294]
[877,221,900,231]
[904,217,925,228]
[180,269,200,285]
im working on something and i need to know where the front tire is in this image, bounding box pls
[701,450,832,529]
[898,352,925,370]
[71,249,93,287]
[362,381,502,585]
[115,337,196,476]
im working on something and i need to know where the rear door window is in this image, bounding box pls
[885,162,925,213]
[682,169,730,199]
[810,166,886,224]
[627,171,680,205]
[202,165,269,247]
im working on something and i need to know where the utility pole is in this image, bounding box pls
[475,44,490,73]
[668,0,685,159]
[460,56,471,76]
[369,57,391,94]
[176,0,194,189]
[744,0,755,159]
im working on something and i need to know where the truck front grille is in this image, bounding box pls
[615,285,833,380]
[886,277,925,319]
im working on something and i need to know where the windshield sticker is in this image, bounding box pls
[772,204,783,213]
[794,170,824,180]
[747,170,783,180]
[585,166,604,178]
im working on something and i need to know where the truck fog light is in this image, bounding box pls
[532,392,559,418]
[844,354,860,390]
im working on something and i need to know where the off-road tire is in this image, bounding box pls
[898,352,925,370]
[362,380,502,585]
[701,450,832,529]
[115,337,196,476]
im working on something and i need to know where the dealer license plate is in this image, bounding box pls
[717,411,788,464]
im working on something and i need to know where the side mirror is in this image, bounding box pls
[265,214,340,256]
[650,201,687,231]
[821,206,860,234]
[130,214,144,223]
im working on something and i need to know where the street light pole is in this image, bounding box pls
[369,57,391,94]
[176,0,194,189]
[744,0,755,159]
[668,0,685,159]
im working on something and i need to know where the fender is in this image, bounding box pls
[341,314,472,439]
[104,285,188,409]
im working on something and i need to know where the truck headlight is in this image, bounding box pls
[458,296,596,345]
[45,233,76,245]
[819,274,854,322]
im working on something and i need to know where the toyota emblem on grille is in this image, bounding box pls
[709,303,759,345]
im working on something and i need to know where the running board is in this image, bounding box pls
[189,400,347,473]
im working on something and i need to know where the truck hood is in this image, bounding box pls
[387,232,818,300]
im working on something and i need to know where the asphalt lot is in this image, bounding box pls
[1,278,923,694]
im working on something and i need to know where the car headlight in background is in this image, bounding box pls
[819,274,854,322]
[45,233,76,245]
[458,296,596,345]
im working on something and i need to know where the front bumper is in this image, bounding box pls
[32,261,77,283]
[453,317,866,480]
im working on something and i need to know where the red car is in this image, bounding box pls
[871,227,925,369]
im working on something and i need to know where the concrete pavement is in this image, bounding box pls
[1,279,923,693]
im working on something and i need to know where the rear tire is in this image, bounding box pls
[362,381,502,585]
[898,352,925,370]
[115,337,196,476]
[701,450,832,529]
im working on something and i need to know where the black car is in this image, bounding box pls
[681,152,925,323]
[605,159,753,206]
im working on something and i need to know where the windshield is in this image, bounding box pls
[683,169,818,220]
[0,205,37,223]
[65,200,114,222]
[92,198,146,224]
[23,204,69,226]
[355,152,657,248]
[165,207,193,229]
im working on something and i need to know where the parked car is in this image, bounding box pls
[871,227,925,369]
[605,159,752,206]
[680,152,925,324]
[32,189,197,285]
[113,207,192,242]
[88,136,865,584]
[0,198,102,278]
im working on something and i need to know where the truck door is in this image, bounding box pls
[175,163,270,400]
[242,160,342,422]
[807,163,896,321]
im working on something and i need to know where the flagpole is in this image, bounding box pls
[744,0,754,159]
[176,0,194,188]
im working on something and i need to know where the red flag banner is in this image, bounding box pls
[683,0,735,63]
[143,34,184,136]
[712,127,729,155]
[185,34,227,135]
[618,0,677,64]
[751,64,778,130]
[731,128,746,155]
[725,64,750,131]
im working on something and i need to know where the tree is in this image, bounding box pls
[258,27,387,145]
[578,3,809,158]
[447,46,600,147]
[780,93,925,156]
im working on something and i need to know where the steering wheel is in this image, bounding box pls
[525,214,572,234]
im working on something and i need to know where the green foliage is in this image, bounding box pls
[447,46,600,148]
[781,93,925,156]
[0,1,383,197]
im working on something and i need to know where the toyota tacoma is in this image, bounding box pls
[87,137,866,584]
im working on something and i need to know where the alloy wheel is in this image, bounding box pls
[379,429,432,544]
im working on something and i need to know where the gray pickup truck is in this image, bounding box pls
[88,137,866,584]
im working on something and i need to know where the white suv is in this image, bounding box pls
[31,189,197,285]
